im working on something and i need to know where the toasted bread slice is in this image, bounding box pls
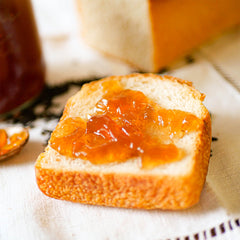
[35,74,211,209]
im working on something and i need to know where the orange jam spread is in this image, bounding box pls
[50,80,202,169]
[0,129,28,156]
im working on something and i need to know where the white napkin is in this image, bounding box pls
[31,0,133,86]
[0,1,240,239]
[199,26,240,91]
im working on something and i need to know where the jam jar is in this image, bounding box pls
[0,0,45,114]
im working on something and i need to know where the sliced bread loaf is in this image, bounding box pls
[76,0,240,72]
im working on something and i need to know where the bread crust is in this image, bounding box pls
[149,0,240,72]
[35,74,211,209]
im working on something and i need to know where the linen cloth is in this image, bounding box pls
[0,1,240,239]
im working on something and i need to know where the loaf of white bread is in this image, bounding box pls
[35,74,211,209]
[76,0,240,72]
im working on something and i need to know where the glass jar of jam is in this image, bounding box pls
[0,0,45,114]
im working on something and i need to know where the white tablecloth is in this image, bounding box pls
[0,1,240,239]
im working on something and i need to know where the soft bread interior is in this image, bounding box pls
[78,0,153,71]
[63,75,204,120]
[41,133,195,176]
[39,74,208,177]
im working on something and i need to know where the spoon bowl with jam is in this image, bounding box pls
[0,127,29,161]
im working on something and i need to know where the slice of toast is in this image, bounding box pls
[35,74,211,209]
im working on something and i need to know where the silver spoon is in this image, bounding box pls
[0,126,29,161]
